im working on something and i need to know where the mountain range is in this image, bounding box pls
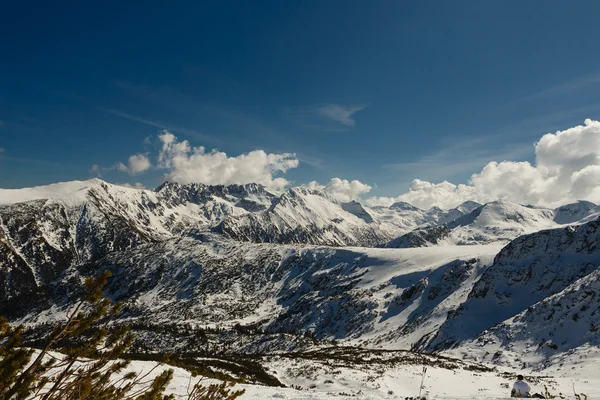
[1,178,600,376]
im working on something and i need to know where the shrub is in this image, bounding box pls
[0,271,244,400]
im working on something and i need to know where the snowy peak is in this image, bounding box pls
[341,201,374,223]
[384,201,475,231]
[389,201,423,212]
[383,200,558,247]
[4,180,597,250]
[217,185,388,246]
[455,200,483,214]
[553,200,598,224]
[439,200,558,244]
[155,181,275,210]
[449,200,554,229]
[0,178,104,206]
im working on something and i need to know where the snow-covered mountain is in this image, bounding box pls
[385,200,560,247]
[14,233,504,354]
[2,178,600,385]
[425,218,600,354]
[553,200,598,224]
[463,267,600,370]
[445,200,558,244]
[384,226,452,248]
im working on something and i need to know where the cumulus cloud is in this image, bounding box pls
[363,196,398,207]
[157,131,299,190]
[317,104,365,127]
[367,180,491,209]
[368,119,600,209]
[114,154,152,175]
[307,178,372,202]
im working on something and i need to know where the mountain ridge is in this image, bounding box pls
[2,178,600,372]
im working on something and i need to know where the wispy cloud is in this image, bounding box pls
[98,107,167,129]
[383,138,534,185]
[97,107,220,145]
[316,104,366,127]
[90,164,101,177]
[506,72,600,108]
[285,103,366,131]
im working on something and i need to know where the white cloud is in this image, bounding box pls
[366,180,490,209]
[368,119,600,209]
[90,164,101,177]
[364,196,398,207]
[128,154,152,174]
[114,154,152,175]
[116,182,146,189]
[307,178,372,202]
[157,131,299,190]
[317,104,365,127]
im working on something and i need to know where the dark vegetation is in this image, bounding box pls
[0,271,244,400]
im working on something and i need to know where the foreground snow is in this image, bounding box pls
[26,347,600,399]
[119,355,600,399]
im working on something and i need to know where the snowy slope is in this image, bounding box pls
[384,226,453,248]
[553,200,597,224]
[426,218,600,352]
[0,180,272,304]
[384,200,559,248]
[445,200,557,245]
[13,235,503,355]
[460,268,600,370]
[26,348,600,400]
[0,179,102,206]
[217,187,397,246]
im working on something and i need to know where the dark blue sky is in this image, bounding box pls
[2,0,600,196]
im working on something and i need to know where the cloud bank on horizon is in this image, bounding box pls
[374,118,600,209]
[105,119,600,209]
[306,178,372,203]
[157,132,299,191]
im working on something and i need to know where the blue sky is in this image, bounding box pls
[2,0,600,201]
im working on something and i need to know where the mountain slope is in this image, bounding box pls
[384,200,559,248]
[553,200,597,224]
[425,218,600,352]
[216,187,396,246]
[461,267,600,369]
[13,234,502,353]
[445,200,557,244]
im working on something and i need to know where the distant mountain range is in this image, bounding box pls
[1,178,599,371]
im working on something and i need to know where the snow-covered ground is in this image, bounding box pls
[22,350,600,399]
[118,355,600,399]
